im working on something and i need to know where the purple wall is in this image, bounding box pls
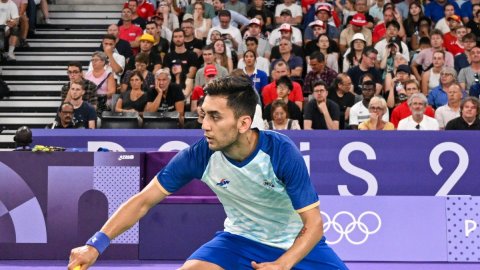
[1,141,479,263]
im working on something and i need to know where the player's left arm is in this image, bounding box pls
[252,206,323,270]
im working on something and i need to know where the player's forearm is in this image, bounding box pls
[100,192,156,240]
[276,216,324,269]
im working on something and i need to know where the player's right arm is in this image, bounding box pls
[68,178,167,270]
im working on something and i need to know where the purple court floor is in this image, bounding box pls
[0,261,479,269]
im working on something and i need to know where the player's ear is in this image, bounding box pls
[237,115,253,134]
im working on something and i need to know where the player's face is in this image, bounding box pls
[201,95,241,151]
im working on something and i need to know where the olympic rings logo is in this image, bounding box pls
[321,211,382,245]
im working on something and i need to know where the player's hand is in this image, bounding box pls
[251,261,289,270]
[68,245,99,270]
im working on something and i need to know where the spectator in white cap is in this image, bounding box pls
[304,5,339,45]
[304,19,326,45]
[274,0,302,25]
[268,22,302,47]
[238,18,271,58]
[339,13,372,55]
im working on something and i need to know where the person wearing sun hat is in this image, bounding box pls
[342,32,367,72]
[339,13,372,54]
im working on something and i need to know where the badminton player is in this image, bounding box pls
[68,75,347,270]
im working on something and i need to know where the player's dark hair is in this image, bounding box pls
[204,75,257,119]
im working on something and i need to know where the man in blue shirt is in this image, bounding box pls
[68,76,347,270]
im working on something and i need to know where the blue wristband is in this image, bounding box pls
[86,231,110,254]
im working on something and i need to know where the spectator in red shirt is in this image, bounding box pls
[261,60,304,110]
[118,7,144,54]
[372,5,406,44]
[124,1,155,20]
[390,79,435,127]
[444,18,466,56]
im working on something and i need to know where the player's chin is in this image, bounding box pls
[207,142,220,151]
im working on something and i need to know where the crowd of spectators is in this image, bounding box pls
[1,0,50,61]
[50,0,480,130]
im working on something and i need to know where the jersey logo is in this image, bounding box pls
[263,179,275,189]
[216,178,230,188]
